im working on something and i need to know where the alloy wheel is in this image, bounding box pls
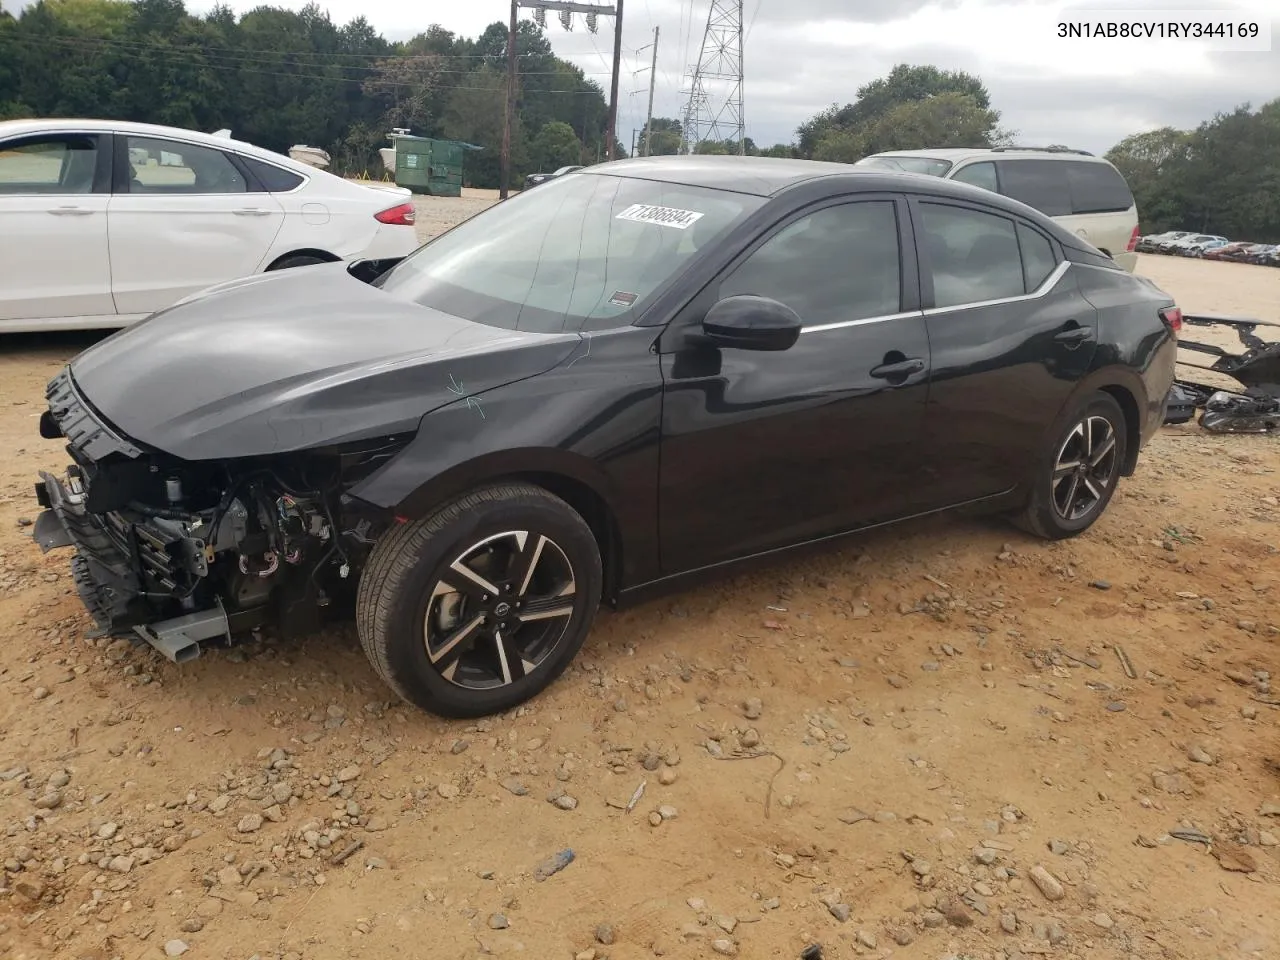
[423,530,576,690]
[1052,415,1119,522]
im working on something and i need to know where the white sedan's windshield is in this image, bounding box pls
[377,173,764,333]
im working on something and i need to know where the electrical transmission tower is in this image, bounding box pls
[679,0,744,155]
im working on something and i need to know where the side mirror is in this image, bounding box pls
[702,295,802,352]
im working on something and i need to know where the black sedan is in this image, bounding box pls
[31,156,1181,718]
[524,164,583,188]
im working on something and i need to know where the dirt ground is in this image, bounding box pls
[2,196,1280,960]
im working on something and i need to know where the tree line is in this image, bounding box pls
[1,1,1276,242]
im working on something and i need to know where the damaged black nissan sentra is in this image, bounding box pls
[31,156,1181,718]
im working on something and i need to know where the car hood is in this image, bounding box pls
[68,264,581,461]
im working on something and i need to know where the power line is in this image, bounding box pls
[0,33,608,94]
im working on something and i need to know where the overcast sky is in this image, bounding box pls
[6,0,1277,153]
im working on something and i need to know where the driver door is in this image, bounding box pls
[657,194,934,573]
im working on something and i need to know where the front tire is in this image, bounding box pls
[1013,392,1128,540]
[355,483,602,718]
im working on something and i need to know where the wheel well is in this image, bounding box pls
[509,471,623,604]
[266,249,341,270]
[1100,384,1140,476]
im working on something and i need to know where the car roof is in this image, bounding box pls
[863,147,1112,165]
[0,117,308,173]
[587,155,1104,255]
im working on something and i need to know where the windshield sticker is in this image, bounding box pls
[615,203,705,230]
[608,291,638,307]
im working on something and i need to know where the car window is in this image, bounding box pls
[951,161,997,193]
[124,136,247,194]
[239,155,304,192]
[1064,161,1133,214]
[854,156,952,176]
[376,172,764,333]
[0,135,98,194]
[995,160,1071,217]
[919,202,1026,308]
[718,200,901,328]
[1017,223,1057,291]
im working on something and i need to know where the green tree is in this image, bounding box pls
[796,64,1002,160]
[530,119,580,170]
[637,117,682,156]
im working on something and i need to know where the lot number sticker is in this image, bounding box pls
[616,203,705,230]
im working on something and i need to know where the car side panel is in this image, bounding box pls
[1073,262,1178,451]
[346,326,665,591]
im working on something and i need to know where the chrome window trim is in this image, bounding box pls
[921,259,1071,316]
[800,310,923,334]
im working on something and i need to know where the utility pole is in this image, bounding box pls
[642,25,659,156]
[501,0,518,199]
[510,2,620,173]
[605,0,623,160]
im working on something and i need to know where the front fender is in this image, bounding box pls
[346,326,665,588]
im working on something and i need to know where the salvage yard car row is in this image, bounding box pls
[1136,230,1279,264]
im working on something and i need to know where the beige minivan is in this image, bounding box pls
[853,147,1140,272]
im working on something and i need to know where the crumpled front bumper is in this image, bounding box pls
[33,469,142,635]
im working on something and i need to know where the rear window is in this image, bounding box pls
[854,156,953,177]
[1064,161,1133,214]
[240,156,305,192]
[995,160,1071,217]
[995,158,1133,217]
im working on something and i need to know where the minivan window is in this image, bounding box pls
[854,156,953,177]
[995,159,1071,217]
[1064,161,1133,214]
[951,161,998,193]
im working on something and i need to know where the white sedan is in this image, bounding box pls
[0,118,421,333]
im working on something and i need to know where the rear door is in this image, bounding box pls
[909,196,1098,505]
[0,131,114,323]
[107,134,285,315]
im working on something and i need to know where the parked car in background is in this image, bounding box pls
[853,146,1141,271]
[31,156,1180,718]
[1181,236,1230,257]
[1240,243,1279,265]
[1202,241,1254,260]
[524,164,584,188]
[0,118,420,334]
[1163,233,1226,255]
[1136,230,1192,252]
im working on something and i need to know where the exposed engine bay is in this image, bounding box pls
[33,368,401,663]
[1163,313,1280,434]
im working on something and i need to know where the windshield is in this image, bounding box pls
[853,155,953,176]
[377,173,763,332]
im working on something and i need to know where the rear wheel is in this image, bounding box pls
[269,253,329,270]
[355,483,602,718]
[1013,392,1128,540]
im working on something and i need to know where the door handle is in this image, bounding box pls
[870,357,925,379]
[48,206,93,216]
[233,208,271,217]
[1054,325,1095,345]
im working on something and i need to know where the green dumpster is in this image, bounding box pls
[424,139,464,198]
[392,137,476,197]
[393,135,433,194]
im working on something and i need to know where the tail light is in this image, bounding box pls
[1160,306,1183,336]
[1126,225,1140,252]
[374,202,416,226]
